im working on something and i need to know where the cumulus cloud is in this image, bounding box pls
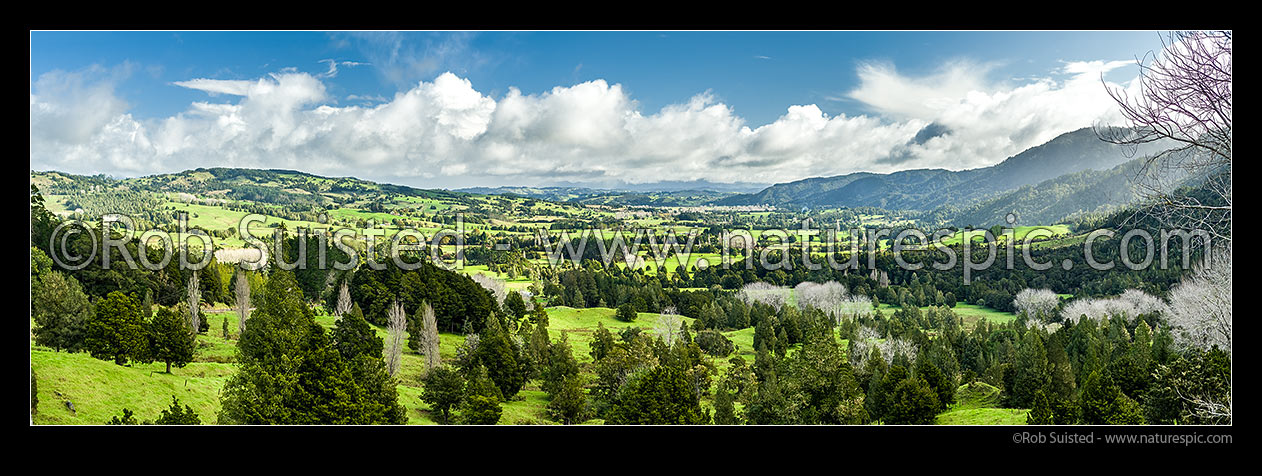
[30,58,1137,188]
[845,58,1139,171]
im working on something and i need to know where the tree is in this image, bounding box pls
[108,408,140,425]
[332,303,383,362]
[233,267,250,335]
[187,271,202,334]
[218,270,406,425]
[504,291,528,322]
[417,301,441,372]
[462,365,503,425]
[467,315,525,399]
[696,330,734,357]
[607,366,709,425]
[1079,370,1144,425]
[1097,31,1231,242]
[421,365,466,424]
[84,291,150,365]
[615,302,638,323]
[149,307,196,373]
[885,376,940,425]
[547,374,589,424]
[1166,246,1231,354]
[385,300,406,377]
[529,297,549,327]
[914,357,954,413]
[654,306,683,345]
[153,396,201,425]
[1027,390,1054,425]
[712,382,737,425]
[1014,289,1060,322]
[334,280,352,317]
[1010,331,1050,408]
[542,332,580,396]
[1144,348,1230,424]
[590,322,616,361]
[32,271,91,352]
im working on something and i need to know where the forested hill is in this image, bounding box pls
[714,127,1164,210]
[921,156,1151,228]
[31,167,470,209]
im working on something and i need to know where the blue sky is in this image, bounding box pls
[30,31,1163,188]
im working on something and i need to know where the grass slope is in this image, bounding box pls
[936,381,1029,425]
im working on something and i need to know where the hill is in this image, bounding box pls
[715,128,1166,212]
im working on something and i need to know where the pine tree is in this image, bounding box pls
[590,322,616,361]
[218,271,406,425]
[421,365,465,424]
[713,382,737,425]
[616,302,638,322]
[885,376,940,425]
[529,298,549,327]
[542,332,580,396]
[914,356,954,412]
[331,302,383,361]
[1027,390,1054,425]
[1011,330,1050,408]
[547,374,589,424]
[462,365,503,425]
[32,271,92,352]
[468,314,525,398]
[1079,370,1144,425]
[153,396,201,425]
[607,366,709,425]
[504,291,528,322]
[149,307,196,373]
[84,291,151,366]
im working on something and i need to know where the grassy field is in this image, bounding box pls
[937,225,1071,247]
[936,381,1029,425]
[32,303,1015,425]
[31,306,694,425]
[875,302,1017,329]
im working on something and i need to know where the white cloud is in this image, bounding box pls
[846,58,1135,170]
[30,58,1137,188]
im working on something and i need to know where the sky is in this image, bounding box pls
[29,31,1166,189]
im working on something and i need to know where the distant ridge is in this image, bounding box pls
[714,127,1165,211]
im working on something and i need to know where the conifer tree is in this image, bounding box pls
[84,291,150,366]
[149,307,196,373]
[547,374,589,424]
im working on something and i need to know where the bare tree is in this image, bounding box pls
[849,326,918,371]
[1096,31,1231,242]
[234,267,250,335]
[419,301,441,372]
[835,295,875,324]
[186,271,201,333]
[737,281,788,310]
[471,273,508,308]
[1060,289,1167,325]
[794,281,846,310]
[334,280,352,318]
[654,306,683,347]
[1014,288,1060,322]
[1166,246,1231,354]
[385,300,406,377]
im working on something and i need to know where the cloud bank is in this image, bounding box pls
[29,59,1136,188]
